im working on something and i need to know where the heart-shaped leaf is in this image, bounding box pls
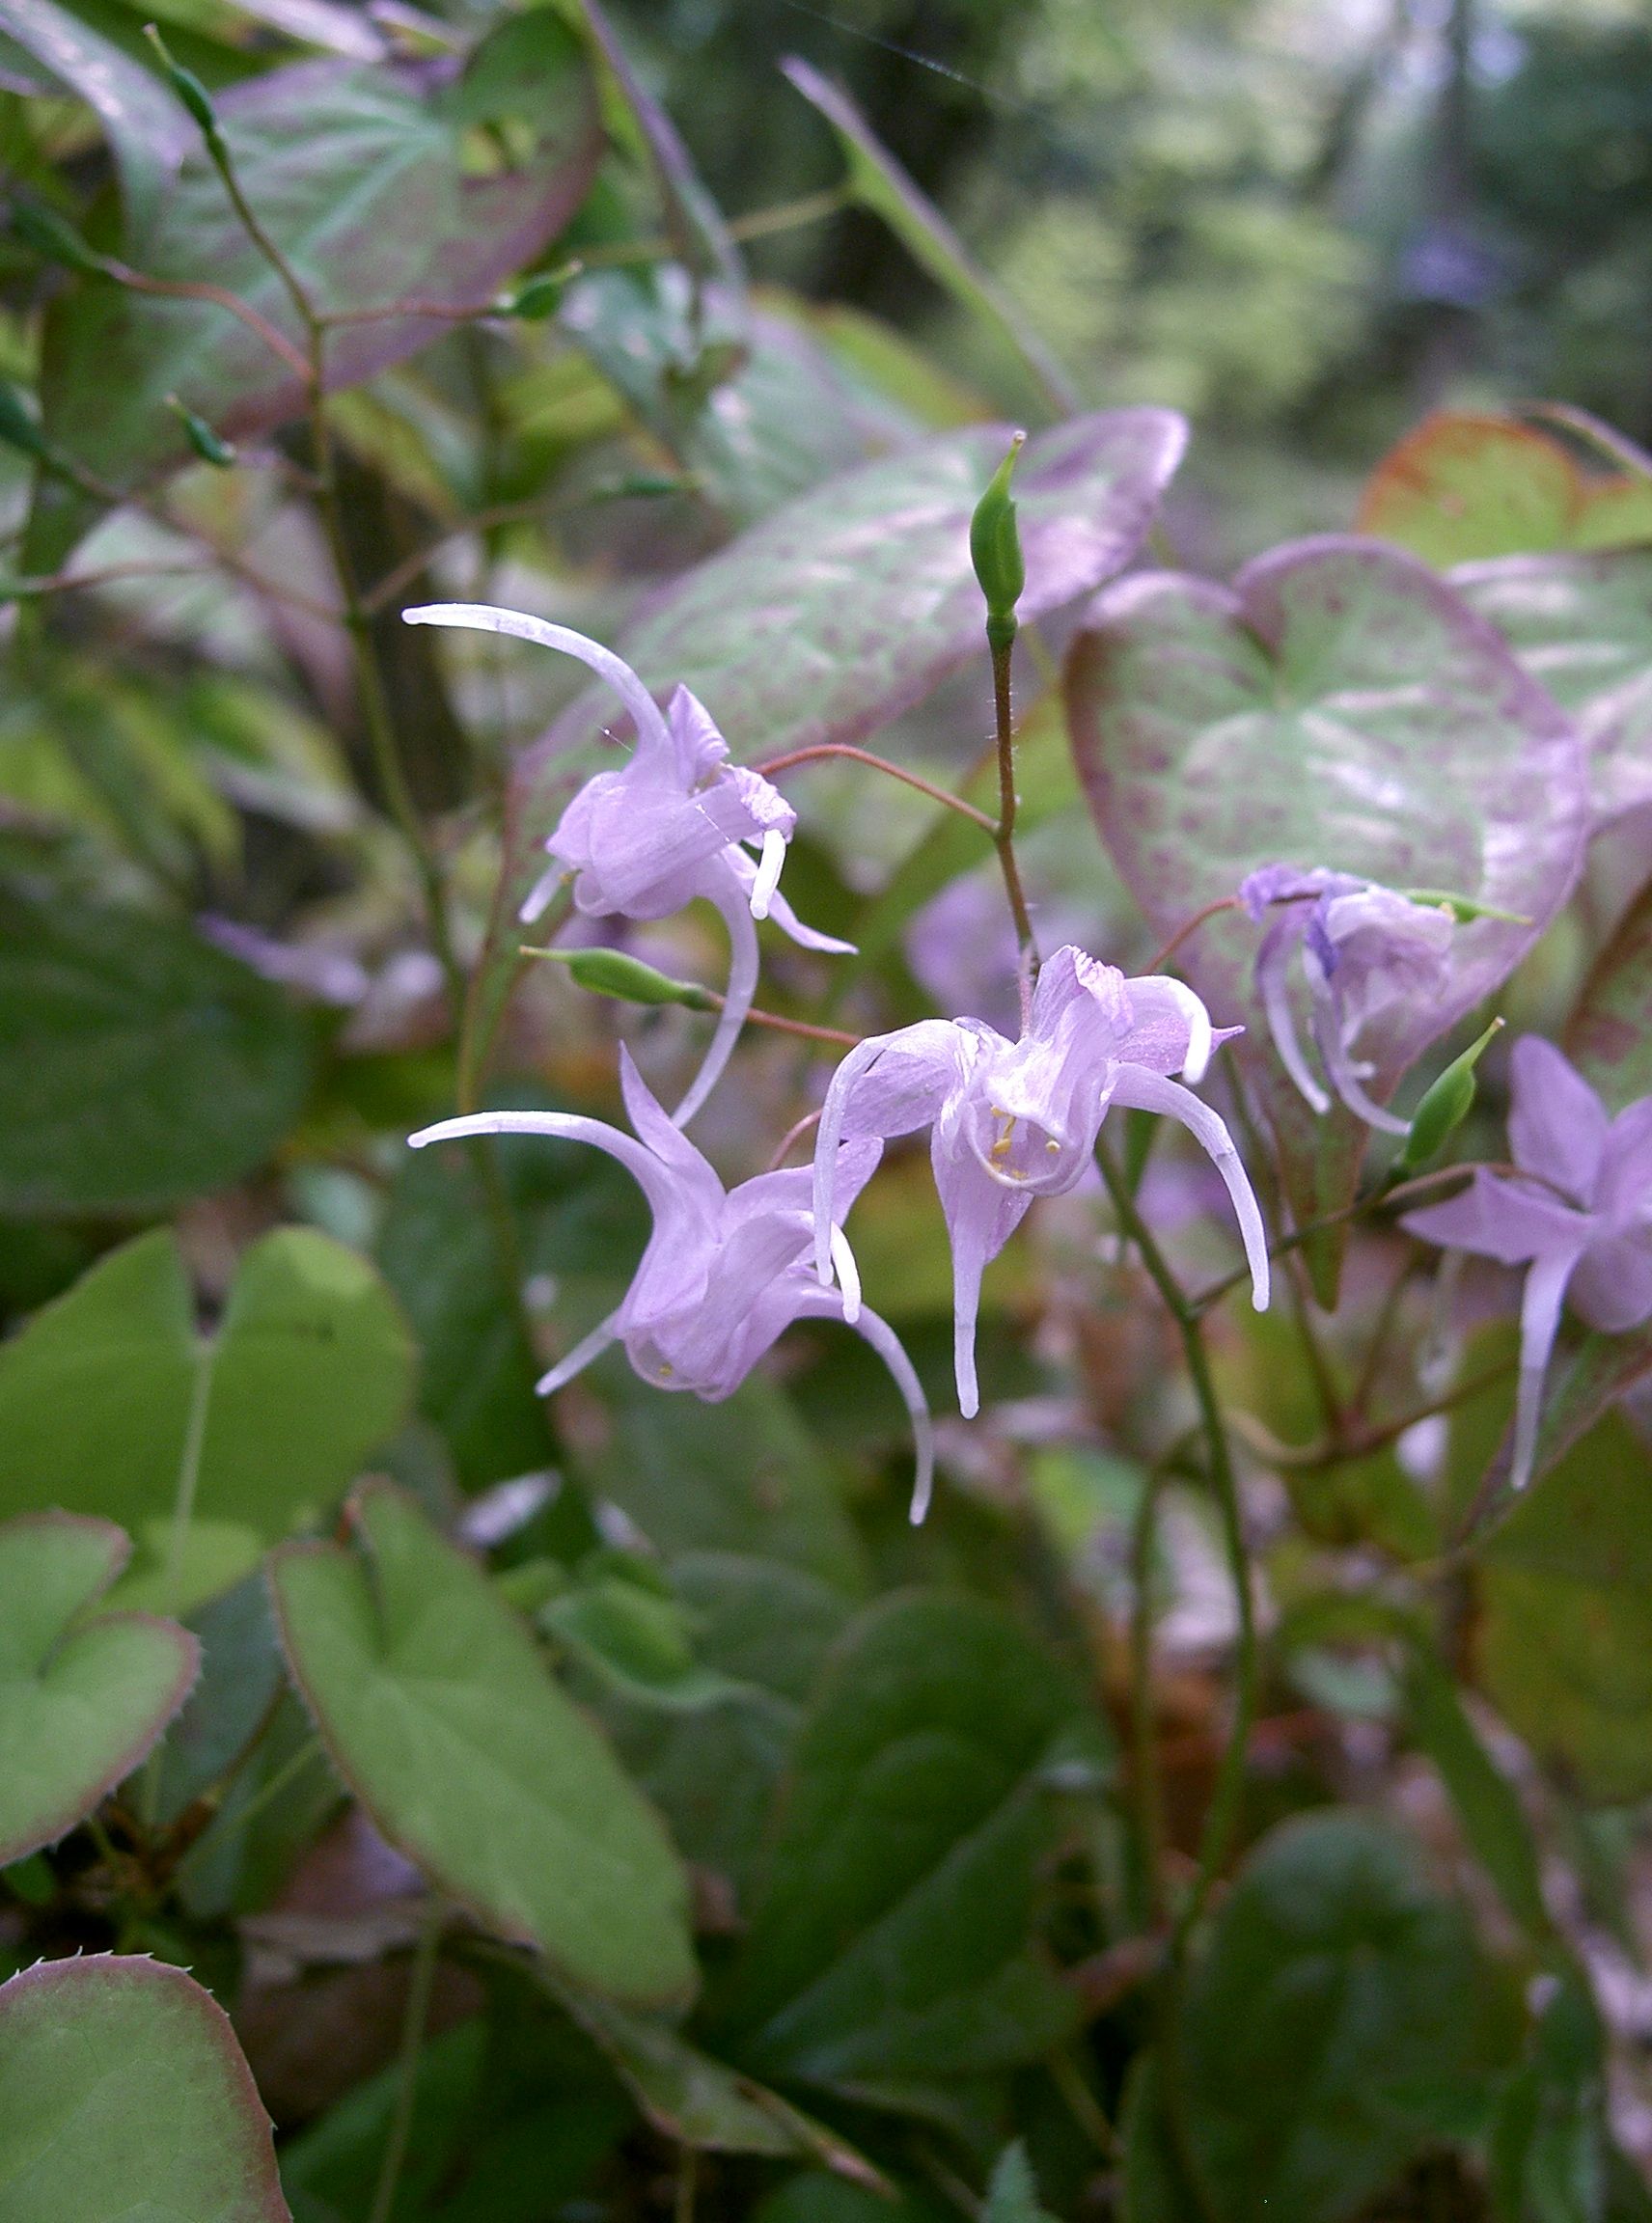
[0,1953,289,2221]
[1453,549,1652,825]
[268,1480,697,2007]
[0,1511,198,1863]
[1358,410,1652,565]
[1179,1811,1491,2222]
[0,888,313,1217]
[35,12,600,523]
[0,0,189,234]
[1065,536,1586,1284]
[0,1225,415,1609]
[470,409,1184,1052]
[713,1590,1091,2097]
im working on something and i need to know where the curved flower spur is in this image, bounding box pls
[403,603,852,1125]
[1403,1036,1652,1496]
[1240,865,1457,1134]
[812,945,1272,1418]
[411,1049,936,1521]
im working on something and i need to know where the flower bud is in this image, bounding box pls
[1403,889,1531,927]
[11,198,104,276]
[970,429,1026,651]
[525,944,715,1010]
[1396,1016,1504,1175]
[166,394,236,468]
[143,24,220,140]
[497,269,568,320]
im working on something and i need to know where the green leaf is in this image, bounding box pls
[268,1480,697,2006]
[1066,536,1586,1299]
[714,1591,1084,2096]
[0,1953,289,2220]
[1568,872,1652,1114]
[780,58,1075,419]
[0,1226,414,1609]
[0,889,313,1216]
[1405,1647,1551,1943]
[1358,411,1652,567]
[1179,1811,1490,2223]
[1453,549,1652,826]
[475,409,1183,1043]
[34,12,600,534]
[984,2142,1058,2223]
[0,1510,198,1863]
[0,0,189,235]
[1474,1413,1652,1805]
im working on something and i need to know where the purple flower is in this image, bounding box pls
[1241,865,1455,1134]
[404,603,851,1124]
[410,1049,935,1520]
[1403,1036,1652,1493]
[812,946,1271,1417]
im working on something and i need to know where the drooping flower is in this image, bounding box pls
[1402,1035,1652,1494]
[1240,865,1455,1133]
[812,945,1271,1417]
[410,1050,935,1519]
[403,603,851,1125]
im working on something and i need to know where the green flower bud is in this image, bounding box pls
[0,380,47,462]
[143,24,219,139]
[11,198,104,277]
[970,429,1026,650]
[166,394,236,468]
[497,268,570,319]
[1403,889,1532,927]
[524,944,715,1010]
[1396,1016,1504,1176]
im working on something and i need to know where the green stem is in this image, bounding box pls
[177,1738,326,1878]
[1096,1141,1255,1950]
[1128,1465,1166,1933]
[989,629,1037,983]
[369,1901,443,2223]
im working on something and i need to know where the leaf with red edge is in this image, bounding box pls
[1064,536,1586,1297]
[33,12,600,535]
[0,1511,198,1865]
[0,1954,289,2221]
[1359,410,1652,567]
[1567,875,1652,1114]
[462,409,1185,1060]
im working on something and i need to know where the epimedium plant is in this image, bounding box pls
[1,2,1652,2220]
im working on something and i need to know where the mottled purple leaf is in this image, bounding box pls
[0,1954,289,2221]
[37,14,600,504]
[1567,874,1652,1114]
[1453,549,1652,825]
[1065,537,1587,1285]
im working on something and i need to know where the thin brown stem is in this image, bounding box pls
[766,1107,824,1170]
[697,991,861,1048]
[1146,895,1241,975]
[99,255,311,379]
[754,742,998,833]
[727,184,850,241]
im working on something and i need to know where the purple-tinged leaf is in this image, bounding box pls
[0,1954,289,2220]
[1466,1324,1652,1539]
[36,14,600,510]
[0,1511,198,1865]
[1065,537,1587,1291]
[461,409,1183,1070]
[1453,549,1652,826]
[0,0,189,236]
[1567,874,1652,1114]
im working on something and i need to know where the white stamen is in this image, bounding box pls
[829,1224,862,1324]
[750,828,786,920]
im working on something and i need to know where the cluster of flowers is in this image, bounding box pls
[406,606,1652,1514]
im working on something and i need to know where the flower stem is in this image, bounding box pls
[990,633,1038,981]
[1127,1463,1167,1932]
[369,1901,443,2223]
[755,742,999,834]
[1096,1140,1255,1949]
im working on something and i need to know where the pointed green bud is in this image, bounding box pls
[1396,1016,1504,1176]
[497,269,569,319]
[522,944,716,1011]
[143,24,220,139]
[970,429,1026,651]
[11,198,105,277]
[1404,889,1532,927]
[0,380,48,462]
[166,394,236,468]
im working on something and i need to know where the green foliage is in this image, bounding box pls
[0,1954,289,2220]
[269,1481,697,2005]
[0,1510,198,1862]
